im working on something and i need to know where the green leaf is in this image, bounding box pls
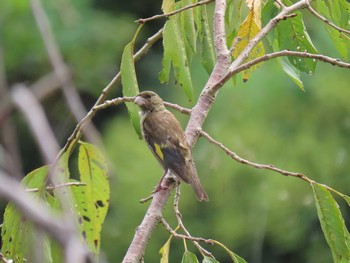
[71,142,110,256]
[199,4,215,74]
[276,5,317,73]
[312,183,350,263]
[203,256,220,263]
[162,0,175,13]
[342,195,350,207]
[181,0,197,56]
[121,25,143,138]
[212,240,247,263]
[314,0,349,60]
[1,166,51,262]
[160,16,194,102]
[181,251,199,263]
[279,58,304,91]
[159,236,173,263]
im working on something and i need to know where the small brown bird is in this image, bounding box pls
[134,91,209,201]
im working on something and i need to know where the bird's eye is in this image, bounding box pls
[144,94,151,99]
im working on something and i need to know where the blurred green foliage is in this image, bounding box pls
[1,0,349,262]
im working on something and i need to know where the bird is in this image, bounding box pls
[134,91,209,201]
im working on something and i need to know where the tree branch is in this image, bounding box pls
[199,130,311,182]
[185,0,231,146]
[122,177,175,263]
[160,218,213,244]
[307,4,350,35]
[60,29,163,157]
[199,130,349,199]
[225,0,311,75]
[216,50,350,88]
[29,0,103,148]
[136,0,214,24]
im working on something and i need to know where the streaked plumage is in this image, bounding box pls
[134,91,209,201]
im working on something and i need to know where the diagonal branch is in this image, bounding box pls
[60,29,163,157]
[226,0,311,74]
[29,0,103,148]
[136,0,214,24]
[216,50,350,88]
[307,4,350,35]
[199,130,311,182]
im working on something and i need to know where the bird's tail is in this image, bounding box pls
[188,162,209,202]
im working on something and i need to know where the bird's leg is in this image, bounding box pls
[152,170,169,193]
[139,170,170,203]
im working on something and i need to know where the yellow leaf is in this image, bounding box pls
[245,0,261,24]
[231,8,265,81]
[159,236,173,263]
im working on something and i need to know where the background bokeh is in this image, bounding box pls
[1,0,349,262]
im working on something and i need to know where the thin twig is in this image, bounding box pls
[164,102,191,115]
[215,50,350,90]
[136,0,214,24]
[200,130,348,198]
[59,96,134,159]
[307,5,350,35]
[160,218,213,244]
[26,182,87,193]
[94,28,163,107]
[200,130,311,182]
[60,29,163,158]
[274,0,286,9]
[173,188,213,257]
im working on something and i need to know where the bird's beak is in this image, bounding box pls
[134,96,145,107]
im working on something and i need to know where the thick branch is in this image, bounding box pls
[185,0,230,146]
[122,177,175,263]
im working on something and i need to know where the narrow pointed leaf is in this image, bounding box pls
[203,256,220,263]
[342,195,350,208]
[121,25,143,138]
[212,239,247,263]
[312,183,350,263]
[161,17,194,102]
[159,236,173,263]
[279,58,304,91]
[199,4,215,74]
[181,0,197,56]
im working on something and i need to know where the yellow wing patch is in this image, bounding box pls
[154,143,164,161]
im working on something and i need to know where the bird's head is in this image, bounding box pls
[134,91,166,113]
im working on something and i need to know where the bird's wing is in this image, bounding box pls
[141,110,191,184]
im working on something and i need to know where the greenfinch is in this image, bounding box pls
[134,91,209,201]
